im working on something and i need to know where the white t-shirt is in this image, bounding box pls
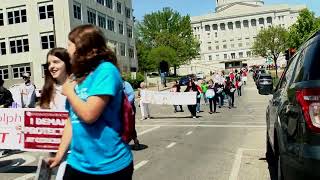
[20,82,36,108]
[50,84,67,111]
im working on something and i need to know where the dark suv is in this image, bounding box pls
[265,31,320,180]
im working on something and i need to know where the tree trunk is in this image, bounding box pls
[174,65,177,76]
[273,58,278,78]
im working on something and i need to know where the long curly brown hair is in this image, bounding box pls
[68,24,118,79]
[40,48,71,109]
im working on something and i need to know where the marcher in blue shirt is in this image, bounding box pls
[123,79,140,149]
[47,24,133,180]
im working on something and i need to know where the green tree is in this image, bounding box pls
[147,46,177,67]
[288,9,320,49]
[253,26,288,77]
[136,7,200,75]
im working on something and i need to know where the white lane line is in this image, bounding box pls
[229,148,244,180]
[166,142,177,149]
[137,126,160,136]
[186,131,193,135]
[137,125,266,128]
[134,160,149,171]
[14,173,35,180]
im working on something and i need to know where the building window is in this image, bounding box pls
[118,21,124,34]
[12,64,31,79]
[267,17,272,24]
[220,23,225,30]
[7,7,27,24]
[228,22,233,30]
[216,46,219,50]
[38,3,54,20]
[98,13,106,28]
[235,21,241,28]
[117,2,122,14]
[87,8,96,25]
[259,18,264,25]
[97,0,105,5]
[0,11,3,26]
[239,52,243,58]
[212,24,218,30]
[216,54,219,60]
[238,43,243,47]
[243,20,249,27]
[107,16,115,31]
[40,32,55,49]
[0,67,9,80]
[119,43,125,56]
[215,32,218,38]
[106,0,113,9]
[231,53,235,59]
[129,47,134,58]
[9,36,29,54]
[205,25,210,31]
[246,42,250,46]
[231,44,235,48]
[223,44,227,49]
[0,40,6,55]
[209,55,212,60]
[251,19,256,26]
[246,51,251,57]
[224,54,227,59]
[73,1,81,20]
[208,46,212,51]
[125,7,131,19]
[127,25,133,38]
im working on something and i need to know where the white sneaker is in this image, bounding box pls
[140,117,146,121]
[193,116,197,119]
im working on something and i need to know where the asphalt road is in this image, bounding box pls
[0,77,273,180]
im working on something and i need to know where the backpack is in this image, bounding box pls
[120,91,135,143]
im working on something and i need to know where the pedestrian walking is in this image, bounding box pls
[138,82,150,120]
[123,78,140,148]
[235,73,242,96]
[171,80,183,113]
[195,80,203,113]
[206,80,218,114]
[185,79,200,119]
[40,47,71,180]
[20,72,36,108]
[200,80,208,105]
[47,24,133,179]
[225,77,236,109]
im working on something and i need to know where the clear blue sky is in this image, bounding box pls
[133,0,320,21]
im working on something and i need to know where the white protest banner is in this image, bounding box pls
[0,109,24,150]
[141,91,197,105]
[0,108,68,152]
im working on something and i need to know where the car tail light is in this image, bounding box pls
[296,88,320,133]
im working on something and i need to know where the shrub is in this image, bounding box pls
[122,72,145,89]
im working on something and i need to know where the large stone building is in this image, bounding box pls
[178,0,305,75]
[0,0,137,88]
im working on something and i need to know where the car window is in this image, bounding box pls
[276,52,300,90]
[300,38,320,81]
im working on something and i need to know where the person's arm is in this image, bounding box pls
[125,82,135,103]
[47,118,72,168]
[63,81,110,124]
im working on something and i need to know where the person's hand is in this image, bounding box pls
[62,78,77,97]
[46,155,62,169]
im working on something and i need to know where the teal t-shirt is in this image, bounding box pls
[66,62,133,175]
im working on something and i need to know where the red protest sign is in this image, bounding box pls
[24,111,68,152]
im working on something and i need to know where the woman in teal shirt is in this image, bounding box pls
[48,24,133,179]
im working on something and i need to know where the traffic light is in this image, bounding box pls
[285,49,290,60]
